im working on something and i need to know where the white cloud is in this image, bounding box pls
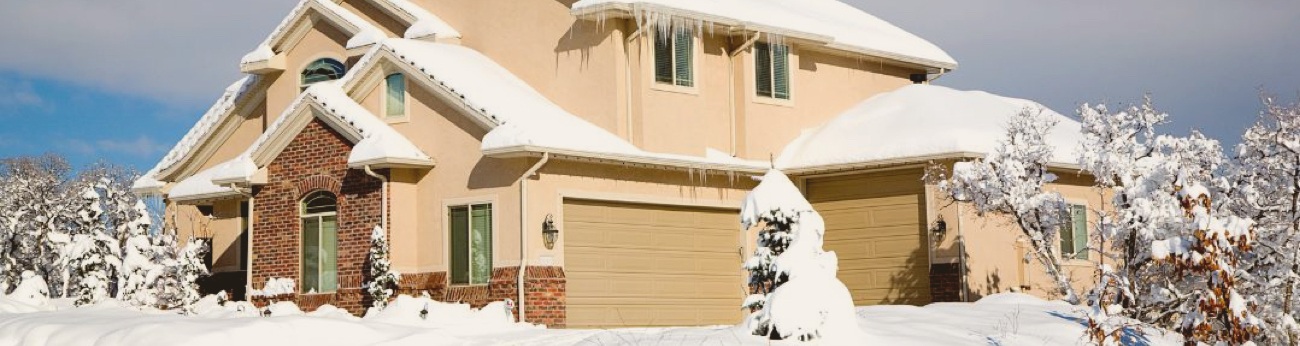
[0,80,45,112]
[0,0,297,105]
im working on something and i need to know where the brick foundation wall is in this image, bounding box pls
[249,119,385,316]
[930,263,963,303]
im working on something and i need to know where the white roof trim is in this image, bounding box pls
[240,0,389,66]
[367,0,461,40]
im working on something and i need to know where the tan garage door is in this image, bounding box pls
[564,199,745,328]
[807,170,930,306]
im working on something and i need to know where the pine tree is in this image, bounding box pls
[366,226,400,311]
[119,200,162,307]
[66,186,122,306]
[741,169,858,342]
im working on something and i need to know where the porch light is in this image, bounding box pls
[932,216,947,236]
[542,214,560,250]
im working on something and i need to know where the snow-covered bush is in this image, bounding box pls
[366,226,400,311]
[740,169,859,342]
[930,107,1079,303]
[119,201,163,307]
[1076,97,1262,345]
[0,154,72,294]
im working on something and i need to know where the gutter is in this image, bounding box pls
[482,145,767,175]
[363,166,389,232]
[516,153,550,323]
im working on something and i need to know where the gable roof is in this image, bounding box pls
[571,0,956,71]
[132,76,263,194]
[240,0,388,66]
[775,84,1083,174]
[367,0,461,40]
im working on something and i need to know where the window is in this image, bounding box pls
[449,204,492,285]
[300,191,338,293]
[755,42,790,100]
[301,58,347,86]
[653,28,694,87]
[1059,204,1088,260]
[385,73,406,117]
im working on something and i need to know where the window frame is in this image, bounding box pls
[754,41,792,101]
[299,191,339,294]
[300,57,347,89]
[649,27,698,94]
[447,202,494,286]
[1059,203,1089,261]
[382,73,408,120]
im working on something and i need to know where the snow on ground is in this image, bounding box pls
[0,292,1178,345]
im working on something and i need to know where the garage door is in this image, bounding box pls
[564,199,745,328]
[806,170,930,306]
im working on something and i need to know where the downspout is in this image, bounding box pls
[624,23,645,144]
[363,166,388,232]
[517,153,550,323]
[928,68,950,84]
[957,202,968,302]
[246,196,255,301]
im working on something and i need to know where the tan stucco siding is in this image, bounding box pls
[929,166,1107,301]
[418,0,624,139]
[267,20,351,127]
[339,0,406,38]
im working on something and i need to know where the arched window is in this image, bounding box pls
[301,58,347,86]
[300,191,337,293]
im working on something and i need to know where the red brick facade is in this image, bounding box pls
[250,119,385,314]
[246,118,567,326]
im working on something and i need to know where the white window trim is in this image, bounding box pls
[1060,201,1091,265]
[442,195,499,287]
[748,41,795,108]
[299,194,338,294]
[298,53,348,91]
[647,29,701,95]
[380,72,410,123]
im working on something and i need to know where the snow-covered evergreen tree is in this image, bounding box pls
[170,237,209,314]
[366,226,400,311]
[119,200,163,307]
[65,186,122,306]
[740,169,859,342]
[931,107,1079,303]
[0,155,71,294]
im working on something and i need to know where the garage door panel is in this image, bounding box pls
[566,199,744,328]
[809,173,930,306]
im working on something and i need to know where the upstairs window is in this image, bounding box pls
[301,58,347,86]
[755,42,790,100]
[385,73,406,117]
[1059,204,1088,260]
[450,204,492,285]
[653,28,694,87]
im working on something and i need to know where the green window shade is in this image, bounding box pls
[654,33,674,84]
[673,28,694,87]
[450,206,469,285]
[1071,205,1089,260]
[772,44,790,99]
[385,74,406,117]
[320,216,338,292]
[470,204,493,285]
[755,43,772,98]
[302,217,320,293]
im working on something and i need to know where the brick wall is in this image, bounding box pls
[930,263,963,303]
[250,119,385,315]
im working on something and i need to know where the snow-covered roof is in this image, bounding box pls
[776,84,1083,171]
[571,0,956,70]
[132,76,260,193]
[368,39,767,172]
[169,165,241,202]
[240,0,388,65]
[369,0,461,40]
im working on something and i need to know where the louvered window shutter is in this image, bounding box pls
[654,32,674,84]
[773,44,790,99]
[1058,210,1075,258]
[1072,205,1089,260]
[674,28,694,87]
[755,43,772,98]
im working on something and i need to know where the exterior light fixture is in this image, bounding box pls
[542,214,559,250]
[933,216,947,236]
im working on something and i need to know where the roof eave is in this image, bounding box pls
[347,157,437,169]
[781,152,1082,176]
[484,145,767,174]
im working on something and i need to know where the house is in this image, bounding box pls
[133,0,1101,329]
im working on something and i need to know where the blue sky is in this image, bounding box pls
[0,0,1297,172]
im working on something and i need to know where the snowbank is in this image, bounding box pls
[776,84,1083,170]
[572,0,956,69]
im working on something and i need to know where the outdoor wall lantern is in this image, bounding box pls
[542,214,560,250]
[932,216,947,237]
